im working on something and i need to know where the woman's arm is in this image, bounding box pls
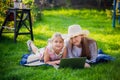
[62,47,67,58]
[88,41,98,63]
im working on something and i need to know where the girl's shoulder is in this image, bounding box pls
[45,44,53,53]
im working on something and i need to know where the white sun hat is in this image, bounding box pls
[68,24,89,38]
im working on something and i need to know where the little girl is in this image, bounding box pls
[27,32,67,65]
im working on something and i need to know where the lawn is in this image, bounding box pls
[0,8,120,80]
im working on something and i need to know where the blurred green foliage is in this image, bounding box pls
[0,0,41,27]
[0,0,12,26]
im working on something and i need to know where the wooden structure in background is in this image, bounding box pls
[0,8,34,42]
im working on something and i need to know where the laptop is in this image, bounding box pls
[54,57,87,69]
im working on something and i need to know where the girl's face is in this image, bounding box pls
[70,35,82,47]
[52,37,64,51]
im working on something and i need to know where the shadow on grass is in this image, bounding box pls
[0,35,14,43]
[3,74,22,80]
[0,33,50,44]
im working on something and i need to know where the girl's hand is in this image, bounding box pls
[46,60,60,65]
[84,63,91,68]
[55,60,60,65]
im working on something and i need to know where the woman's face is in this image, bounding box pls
[70,35,82,47]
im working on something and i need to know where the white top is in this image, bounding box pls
[67,46,82,58]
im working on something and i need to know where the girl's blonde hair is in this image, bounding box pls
[48,32,64,43]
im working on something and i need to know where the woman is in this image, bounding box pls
[64,24,98,67]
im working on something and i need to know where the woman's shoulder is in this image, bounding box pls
[86,37,97,48]
[85,37,96,43]
[64,39,72,47]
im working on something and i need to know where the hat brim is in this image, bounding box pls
[62,30,89,39]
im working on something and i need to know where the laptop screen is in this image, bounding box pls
[59,57,86,69]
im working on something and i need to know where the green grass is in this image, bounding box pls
[0,8,120,80]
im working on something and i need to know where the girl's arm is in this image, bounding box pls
[44,48,60,65]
